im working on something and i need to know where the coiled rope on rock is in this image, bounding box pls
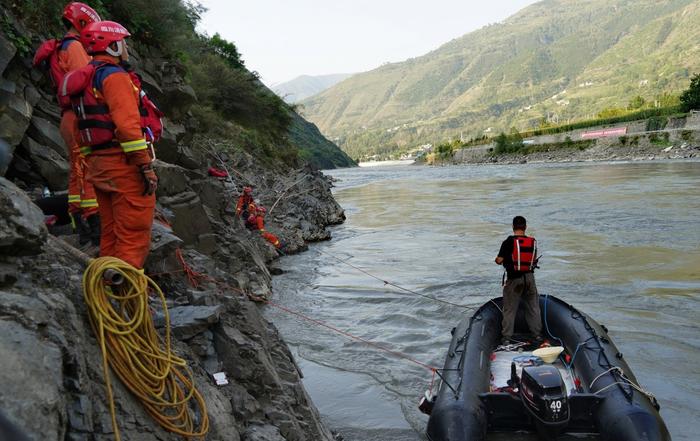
[82,257,209,440]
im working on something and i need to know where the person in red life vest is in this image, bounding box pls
[63,21,157,269]
[254,206,281,248]
[495,216,542,345]
[244,201,258,229]
[236,186,254,218]
[32,2,101,246]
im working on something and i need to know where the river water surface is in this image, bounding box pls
[268,161,700,441]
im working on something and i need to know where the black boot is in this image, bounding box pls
[74,214,91,246]
[86,214,101,247]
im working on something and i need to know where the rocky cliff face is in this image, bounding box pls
[0,8,342,441]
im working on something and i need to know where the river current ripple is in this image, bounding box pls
[267,161,700,441]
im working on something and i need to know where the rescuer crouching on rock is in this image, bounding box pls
[62,21,157,269]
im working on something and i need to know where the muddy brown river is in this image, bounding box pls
[268,161,700,441]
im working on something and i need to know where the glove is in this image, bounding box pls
[139,164,158,196]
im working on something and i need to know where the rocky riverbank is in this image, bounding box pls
[474,138,700,165]
[450,120,700,165]
[0,6,345,441]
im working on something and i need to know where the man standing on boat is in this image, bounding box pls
[495,216,542,345]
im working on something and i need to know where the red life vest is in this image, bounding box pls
[127,70,165,143]
[512,236,537,272]
[60,60,164,151]
[32,35,80,110]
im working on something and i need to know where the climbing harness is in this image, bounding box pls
[83,257,208,440]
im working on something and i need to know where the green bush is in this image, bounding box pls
[645,116,668,132]
[494,129,524,154]
[680,73,700,112]
[435,142,454,159]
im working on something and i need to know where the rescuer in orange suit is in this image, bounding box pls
[67,21,157,269]
[236,186,254,217]
[33,2,101,246]
[255,206,281,248]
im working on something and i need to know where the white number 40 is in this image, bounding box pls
[550,400,562,411]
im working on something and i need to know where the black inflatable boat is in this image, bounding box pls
[424,295,671,441]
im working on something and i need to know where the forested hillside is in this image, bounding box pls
[301,0,700,159]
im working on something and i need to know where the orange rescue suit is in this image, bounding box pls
[56,34,98,216]
[236,194,253,216]
[255,215,280,248]
[79,55,155,269]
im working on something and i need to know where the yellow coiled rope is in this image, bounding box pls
[82,257,209,440]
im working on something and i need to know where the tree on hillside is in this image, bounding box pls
[680,74,700,112]
[208,33,245,69]
[494,128,524,154]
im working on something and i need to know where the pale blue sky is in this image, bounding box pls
[198,0,539,86]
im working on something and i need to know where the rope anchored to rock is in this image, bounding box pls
[83,257,209,440]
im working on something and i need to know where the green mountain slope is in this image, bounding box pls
[290,113,357,169]
[301,0,700,159]
[274,73,354,103]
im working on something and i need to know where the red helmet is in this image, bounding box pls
[80,20,130,55]
[243,186,253,195]
[256,206,266,214]
[62,2,101,32]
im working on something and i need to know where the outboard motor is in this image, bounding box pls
[520,365,570,439]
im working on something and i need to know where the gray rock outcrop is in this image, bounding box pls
[0,177,47,255]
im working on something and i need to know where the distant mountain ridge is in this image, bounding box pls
[274,73,354,103]
[301,0,700,159]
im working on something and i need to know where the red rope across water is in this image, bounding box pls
[147,263,439,378]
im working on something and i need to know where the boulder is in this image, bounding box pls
[0,177,47,255]
[157,123,199,170]
[166,305,224,340]
[23,84,41,108]
[27,116,66,159]
[0,82,33,145]
[0,138,12,176]
[158,191,214,248]
[144,221,184,274]
[153,160,189,197]
[243,425,286,441]
[21,136,69,191]
[191,178,227,213]
[159,62,197,120]
[0,318,64,441]
[5,152,44,187]
[33,97,61,123]
[0,32,16,75]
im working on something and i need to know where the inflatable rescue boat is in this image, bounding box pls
[423,295,670,441]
